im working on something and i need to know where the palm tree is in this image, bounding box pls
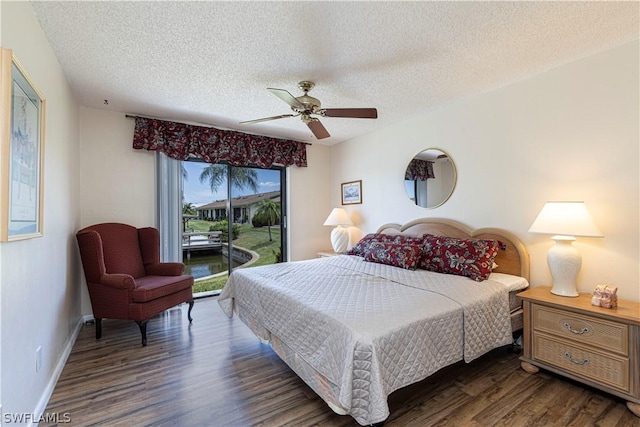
[254,199,280,242]
[182,202,196,215]
[181,164,188,201]
[182,202,197,232]
[199,165,259,194]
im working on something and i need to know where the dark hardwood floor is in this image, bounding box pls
[43,297,639,426]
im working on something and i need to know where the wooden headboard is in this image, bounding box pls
[376,218,530,281]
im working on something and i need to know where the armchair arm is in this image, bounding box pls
[99,273,136,290]
[145,262,185,276]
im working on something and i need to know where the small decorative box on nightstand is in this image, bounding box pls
[518,286,640,417]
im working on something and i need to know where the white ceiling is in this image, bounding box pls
[30,1,639,146]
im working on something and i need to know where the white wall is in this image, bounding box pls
[332,41,639,301]
[79,108,156,228]
[1,1,81,419]
[288,143,332,260]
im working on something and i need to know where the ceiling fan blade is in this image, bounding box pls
[267,88,305,109]
[322,108,378,119]
[240,114,298,125]
[306,118,330,139]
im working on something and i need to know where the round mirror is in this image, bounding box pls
[404,148,457,208]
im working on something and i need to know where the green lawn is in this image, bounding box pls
[188,221,281,294]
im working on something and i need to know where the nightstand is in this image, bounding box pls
[317,250,341,258]
[518,286,640,417]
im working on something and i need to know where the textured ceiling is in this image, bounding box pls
[30,1,639,145]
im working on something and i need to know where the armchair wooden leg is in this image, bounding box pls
[187,299,194,323]
[136,320,148,346]
[95,317,102,340]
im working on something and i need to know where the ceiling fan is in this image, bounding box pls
[240,81,378,140]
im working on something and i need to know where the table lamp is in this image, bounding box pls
[528,201,603,297]
[323,208,353,253]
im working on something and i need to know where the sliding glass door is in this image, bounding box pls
[180,160,286,296]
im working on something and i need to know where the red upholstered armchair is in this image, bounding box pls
[76,223,194,346]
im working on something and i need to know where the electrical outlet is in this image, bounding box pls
[35,346,42,373]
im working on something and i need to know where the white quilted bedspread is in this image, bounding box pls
[218,255,512,425]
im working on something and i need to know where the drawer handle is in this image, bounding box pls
[564,351,590,365]
[563,322,589,335]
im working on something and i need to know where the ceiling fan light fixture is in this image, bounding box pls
[294,95,321,113]
[240,80,377,139]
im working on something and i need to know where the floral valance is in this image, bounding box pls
[405,159,435,181]
[132,117,307,168]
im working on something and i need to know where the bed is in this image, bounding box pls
[218,218,530,425]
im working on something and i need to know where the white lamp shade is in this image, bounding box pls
[528,201,603,237]
[323,208,353,226]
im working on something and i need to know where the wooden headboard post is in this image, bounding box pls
[376,218,530,281]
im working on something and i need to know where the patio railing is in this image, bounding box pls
[182,231,222,259]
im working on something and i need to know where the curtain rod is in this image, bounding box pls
[125,114,312,145]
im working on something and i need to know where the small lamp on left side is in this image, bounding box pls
[323,208,353,253]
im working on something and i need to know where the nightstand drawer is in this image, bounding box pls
[533,333,630,392]
[532,305,628,356]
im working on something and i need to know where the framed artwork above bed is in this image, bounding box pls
[341,180,362,205]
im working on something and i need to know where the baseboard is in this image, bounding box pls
[29,315,86,427]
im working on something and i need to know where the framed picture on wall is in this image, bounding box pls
[341,180,362,205]
[0,49,46,242]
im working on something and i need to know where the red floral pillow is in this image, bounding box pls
[363,241,424,270]
[346,234,380,256]
[347,233,424,257]
[420,235,502,281]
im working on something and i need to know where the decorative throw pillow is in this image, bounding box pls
[346,233,424,257]
[363,241,424,270]
[346,233,381,257]
[420,235,502,281]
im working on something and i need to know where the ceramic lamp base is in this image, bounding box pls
[548,236,581,297]
[330,226,349,253]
